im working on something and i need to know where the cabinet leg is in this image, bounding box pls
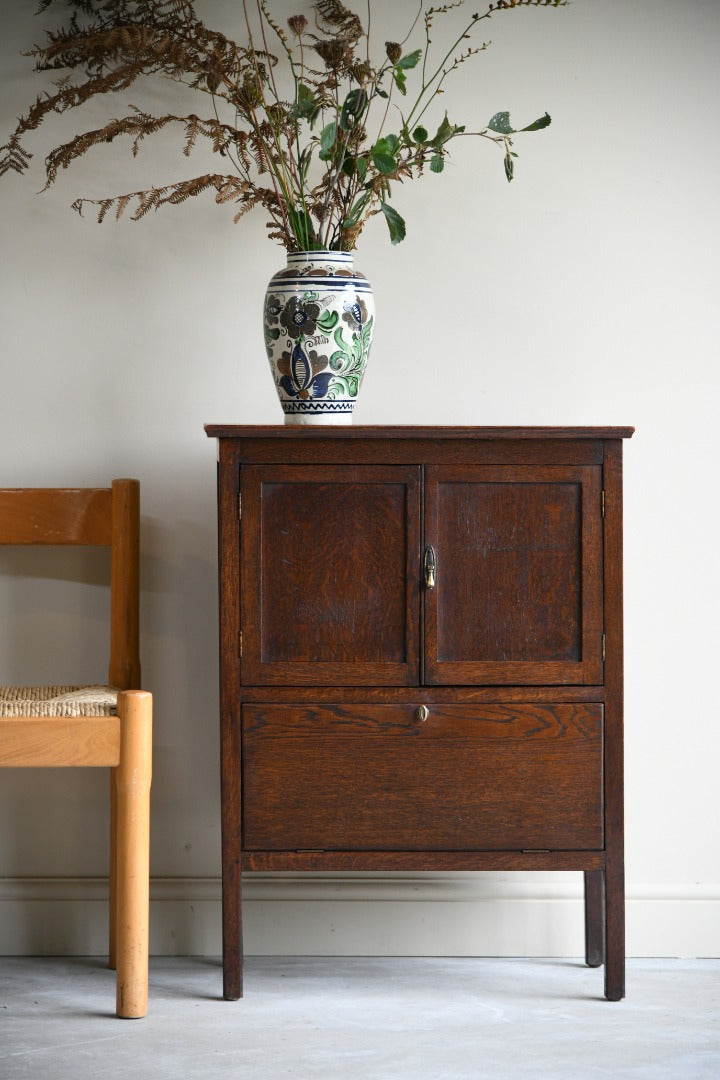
[604,863,625,1001]
[222,865,243,1000]
[584,870,605,967]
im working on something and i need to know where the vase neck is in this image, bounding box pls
[286,250,353,270]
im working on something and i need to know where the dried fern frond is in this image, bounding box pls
[314,0,364,45]
[2,0,565,250]
[71,172,269,222]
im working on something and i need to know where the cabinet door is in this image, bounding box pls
[241,464,421,685]
[242,703,604,851]
[424,466,603,685]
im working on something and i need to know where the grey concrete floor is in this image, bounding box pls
[1,957,719,1079]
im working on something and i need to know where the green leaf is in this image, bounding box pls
[520,112,551,132]
[380,201,406,245]
[413,125,428,144]
[320,121,337,151]
[504,152,514,182]
[431,113,465,149]
[319,121,338,161]
[393,69,407,95]
[372,150,397,174]
[376,87,389,99]
[396,48,421,71]
[488,111,515,135]
[340,88,368,132]
[298,145,314,183]
[356,156,368,183]
[430,154,444,173]
[371,137,398,175]
[343,193,370,228]
[292,83,320,124]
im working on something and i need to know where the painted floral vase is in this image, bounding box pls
[263,250,374,424]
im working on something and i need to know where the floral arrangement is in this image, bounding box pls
[1,0,565,251]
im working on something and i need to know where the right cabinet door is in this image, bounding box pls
[424,465,604,685]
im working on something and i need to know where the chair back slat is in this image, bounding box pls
[0,488,113,545]
[1,479,141,689]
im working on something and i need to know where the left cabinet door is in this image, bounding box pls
[241,464,421,685]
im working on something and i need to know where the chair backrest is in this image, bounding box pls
[0,479,140,690]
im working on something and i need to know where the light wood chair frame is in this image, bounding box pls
[0,479,152,1018]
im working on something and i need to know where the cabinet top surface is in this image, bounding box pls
[205,425,634,440]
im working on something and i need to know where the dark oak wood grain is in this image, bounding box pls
[245,850,607,872]
[216,447,244,1000]
[241,465,420,686]
[584,869,605,967]
[240,685,605,704]
[243,703,603,852]
[601,439,626,1001]
[206,425,634,441]
[424,466,603,685]
[207,425,632,1002]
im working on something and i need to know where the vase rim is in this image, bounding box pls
[287,249,353,260]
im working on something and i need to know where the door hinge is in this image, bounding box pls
[238,492,242,520]
[601,489,606,518]
[602,633,606,662]
[238,631,243,657]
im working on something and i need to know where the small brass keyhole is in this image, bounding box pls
[415,705,429,723]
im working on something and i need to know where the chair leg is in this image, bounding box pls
[115,690,152,1019]
[109,770,118,971]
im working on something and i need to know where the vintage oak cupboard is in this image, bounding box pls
[205,426,633,1001]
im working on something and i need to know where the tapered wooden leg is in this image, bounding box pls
[220,694,243,1000]
[584,870,605,968]
[115,690,152,1019]
[109,770,118,971]
[221,772,243,1000]
[604,860,625,1001]
[222,861,243,1001]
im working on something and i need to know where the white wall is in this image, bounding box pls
[1,0,718,958]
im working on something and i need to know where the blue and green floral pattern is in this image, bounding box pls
[264,251,374,424]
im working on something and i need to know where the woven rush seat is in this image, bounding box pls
[0,685,118,718]
[0,479,151,1018]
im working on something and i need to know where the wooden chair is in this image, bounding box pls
[0,479,152,1019]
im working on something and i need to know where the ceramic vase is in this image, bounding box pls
[263,250,374,425]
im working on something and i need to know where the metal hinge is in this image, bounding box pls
[602,633,606,662]
[238,492,242,520]
[239,631,243,657]
[601,490,606,518]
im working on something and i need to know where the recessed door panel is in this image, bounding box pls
[241,465,421,685]
[424,466,603,684]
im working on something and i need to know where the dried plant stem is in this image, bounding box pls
[1,0,565,250]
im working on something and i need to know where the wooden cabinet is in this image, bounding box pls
[206,426,633,1002]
